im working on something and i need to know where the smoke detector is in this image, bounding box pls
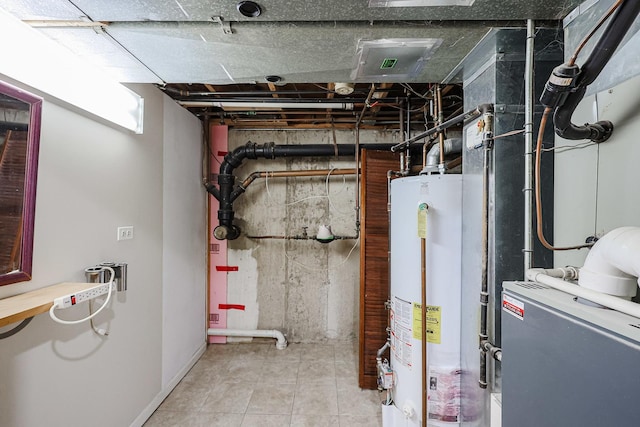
[335,83,355,95]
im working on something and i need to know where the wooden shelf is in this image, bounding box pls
[0,282,96,328]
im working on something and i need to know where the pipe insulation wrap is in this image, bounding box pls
[579,226,640,297]
[207,328,287,350]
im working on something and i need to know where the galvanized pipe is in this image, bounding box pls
[436,84,446,171]
[479,107,494,389]
[391,104,491,152]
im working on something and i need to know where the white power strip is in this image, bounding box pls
[54,283,111,309]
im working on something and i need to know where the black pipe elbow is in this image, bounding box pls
[545,0,640,142]
[552,82,614,143]
[220,144,249,175]
[553,117,614,143]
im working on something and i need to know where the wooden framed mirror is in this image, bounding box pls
[0,80,42,286]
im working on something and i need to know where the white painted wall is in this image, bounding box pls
[0,79,206,426]
[554,73,640,268]
[226,129,398,342]
[161,98,207,387]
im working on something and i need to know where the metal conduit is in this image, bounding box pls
[391,103,493,152]
[524,19,535,271]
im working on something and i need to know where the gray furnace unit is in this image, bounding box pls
[501,281,640,427]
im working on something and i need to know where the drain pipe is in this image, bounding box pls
[207,328,287,350]
[542,0,640,142]
[526,226,640,318]
[526,267,640,320]
[579,227,640,297]
[205,142,400,240]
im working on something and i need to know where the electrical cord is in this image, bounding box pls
[49,267,115,325]
[284,237,360,272]
[264,168,353,217]
[89,299,109,336]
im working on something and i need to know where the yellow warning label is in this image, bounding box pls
[417,203,428,238]
[413,303,441,344]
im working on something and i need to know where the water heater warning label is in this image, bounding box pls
[392,297,414,369]
[413,303,441,344]
[503,294,525,320]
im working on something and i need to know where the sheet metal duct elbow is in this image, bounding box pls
[422,138,462,173]
[579,227,640,298]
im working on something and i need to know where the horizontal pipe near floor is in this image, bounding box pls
[207,328,287,350]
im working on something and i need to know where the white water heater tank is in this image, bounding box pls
[387,175,462,427]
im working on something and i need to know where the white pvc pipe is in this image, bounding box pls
[579,226,640,297]
[526,268,640,319]
[207,328,288,350]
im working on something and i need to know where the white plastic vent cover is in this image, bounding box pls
[369,0,476,7]
[351,38,443,81]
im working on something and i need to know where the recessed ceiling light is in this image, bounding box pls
[237,1,262,17]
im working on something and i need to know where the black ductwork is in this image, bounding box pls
[542,0,640,142]
[208,142,402,240]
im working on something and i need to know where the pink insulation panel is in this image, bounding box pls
[208,125,228,343]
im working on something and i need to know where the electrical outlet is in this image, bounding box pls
[54,283,111,309]
[117,226,134,241]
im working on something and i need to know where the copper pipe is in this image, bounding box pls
[239,168,357,190]
[422,139,428,169]
[535,107,592,251]
[421,236,428,427]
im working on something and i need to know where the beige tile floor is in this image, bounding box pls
[145,340,382,427]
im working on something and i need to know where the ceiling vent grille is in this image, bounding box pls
[351,38,443,81]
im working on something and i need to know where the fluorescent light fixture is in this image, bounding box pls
[179,101,355,110]
[369,0,475,6]
[0,8,144,134]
